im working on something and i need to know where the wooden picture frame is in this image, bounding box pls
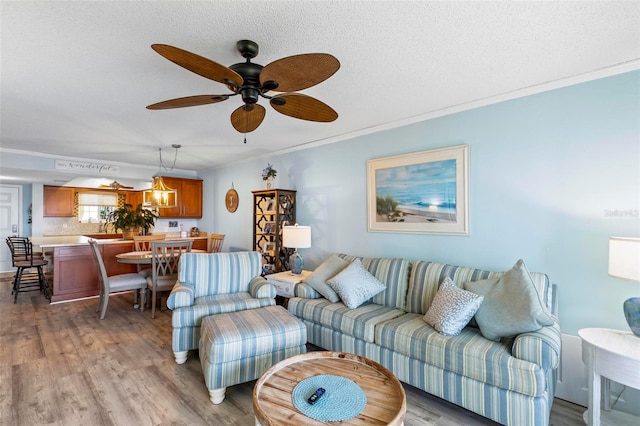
[367,144,469,235]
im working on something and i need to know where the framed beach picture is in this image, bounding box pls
[367,144,469,235]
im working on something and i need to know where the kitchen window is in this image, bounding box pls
[77,192,118,224]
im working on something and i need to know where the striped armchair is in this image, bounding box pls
[167,251,276,364]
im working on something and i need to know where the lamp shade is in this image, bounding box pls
[282,224,311,249]
[609,237,640,282]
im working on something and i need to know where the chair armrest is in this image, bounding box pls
[167,282,194,310]
[512,316,561,371]
[249,276,276,299]
[295,282,322,299]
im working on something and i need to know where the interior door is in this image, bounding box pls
[0,185,21,271]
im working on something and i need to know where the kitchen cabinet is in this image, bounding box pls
[43,186,75,217]
[157,177,203,218]
[124,190,143,208]
[252,189,296,273]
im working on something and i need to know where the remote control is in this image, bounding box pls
[307,388,326,405]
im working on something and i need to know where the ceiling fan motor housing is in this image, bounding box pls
[229,61,264,104]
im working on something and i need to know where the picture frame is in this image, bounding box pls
[367,144,469,235]
[264,221,276,234]
[264,199,275,213]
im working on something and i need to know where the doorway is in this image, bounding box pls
[0,185,21,271]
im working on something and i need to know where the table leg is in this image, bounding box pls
[602,376,610,412]
[588,369,601,426]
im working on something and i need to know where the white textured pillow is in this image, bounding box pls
[423,277,484,336]
[326,258,386,309]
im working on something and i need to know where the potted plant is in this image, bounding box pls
[262,163,277,188]
[105,203,159,239]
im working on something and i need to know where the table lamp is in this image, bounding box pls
[609,237,640,337]
[283,224,311,275]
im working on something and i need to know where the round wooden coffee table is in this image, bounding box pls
[253,351,406,425]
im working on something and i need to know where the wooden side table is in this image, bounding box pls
[578,328,640,426]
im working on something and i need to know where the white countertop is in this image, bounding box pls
[31,234,207,248]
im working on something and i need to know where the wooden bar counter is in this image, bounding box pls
[31,235,207,303]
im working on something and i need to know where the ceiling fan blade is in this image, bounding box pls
[152,44,243,87]
[260,53,340,92]
[146,94,230,110]
[230,104,266,133]
[270,93,338,122]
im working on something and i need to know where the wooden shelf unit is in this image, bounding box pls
[252,189,296,273]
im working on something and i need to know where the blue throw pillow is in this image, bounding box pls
[305,254,349,303]
[464,259,554,341]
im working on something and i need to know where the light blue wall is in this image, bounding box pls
[199,71,640,336]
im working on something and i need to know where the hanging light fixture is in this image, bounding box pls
[142,144,181,208]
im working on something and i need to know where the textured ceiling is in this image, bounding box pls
[1,1,639,185]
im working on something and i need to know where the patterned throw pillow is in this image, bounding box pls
[423,276,484,336]
[326,258,386,309]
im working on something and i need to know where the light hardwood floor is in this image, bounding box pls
[0,276,585,425]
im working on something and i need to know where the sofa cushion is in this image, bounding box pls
[335,254,411,311]
[464,259,554,341]
[406,261,499,315]
[287,297,404,343]
[327,259,386,309]
[375,313,547,397]
[305,254,349,302]
[423,277,483,336]
[171,293,275,328]
[405,260,553,316]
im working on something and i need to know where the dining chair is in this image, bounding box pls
[132,234,166,277]
[88,239,148,319]
[147,240,193,318]
[133,234,166,251]
[7,237,49,303]
[207,234,225,253]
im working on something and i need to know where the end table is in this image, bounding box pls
[578,328,640,426]
[266,270,311,298]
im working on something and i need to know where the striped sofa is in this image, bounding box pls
[288,254,561,426]
[166,251,277,364]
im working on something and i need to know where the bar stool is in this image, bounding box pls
[8,238,49,303]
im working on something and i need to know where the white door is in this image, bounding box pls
[0,185,21,272]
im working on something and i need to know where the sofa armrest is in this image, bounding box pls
[512,316,561,371]
[295,282,322,299]
[167,282,194,310]
[249,276,276,299]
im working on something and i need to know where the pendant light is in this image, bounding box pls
[142,144,180,208]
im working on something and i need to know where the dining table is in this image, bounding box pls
[115,249,207,265]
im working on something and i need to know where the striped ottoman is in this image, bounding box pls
[199,305,307,404]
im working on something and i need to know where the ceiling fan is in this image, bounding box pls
[99,181,134,190]
[146,40,340,134]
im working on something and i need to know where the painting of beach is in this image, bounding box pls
[367,145,469,234]
[376,158,457,223]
